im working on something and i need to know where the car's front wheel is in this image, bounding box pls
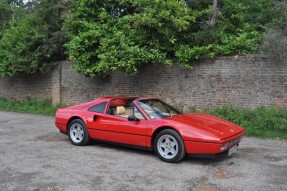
[68,119,90,146]
[154,129,186,163]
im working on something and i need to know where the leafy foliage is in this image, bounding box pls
[0,0,26,38]
[261,0,287,58]
[0,97,65,116]
[65,0,283,76]
[65,0,192,75]
[0,1,12,38]
[0,0,285,76]
[0,0,66,77]
[204,105,287,140]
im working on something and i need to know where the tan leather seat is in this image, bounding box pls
[116,106,126,115]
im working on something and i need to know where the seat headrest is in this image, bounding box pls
[116,106,126,115]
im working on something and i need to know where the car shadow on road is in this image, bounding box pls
[89,140,231,164]
[90,140,155,156]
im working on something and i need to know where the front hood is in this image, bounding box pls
[168,113,244,140]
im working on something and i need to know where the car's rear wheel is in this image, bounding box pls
[68,119,90,146]
[154,129,186,163]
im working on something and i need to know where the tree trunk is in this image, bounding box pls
[210,0,218,26]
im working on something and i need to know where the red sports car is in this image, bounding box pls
[55,96,245,163]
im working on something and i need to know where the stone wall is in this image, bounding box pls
[0,64,61,104]
[1,56,286,110]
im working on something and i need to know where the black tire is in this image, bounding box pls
[68,119,90,146]
[153,129,186,163]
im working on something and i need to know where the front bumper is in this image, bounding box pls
[184,131,244,157]
[187,144,239,159]
[184,140,223,154]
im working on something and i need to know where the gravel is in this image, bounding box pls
[0,111,286,191]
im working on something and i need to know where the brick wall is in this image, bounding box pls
[1,55,286,110]
[0,64,61,104]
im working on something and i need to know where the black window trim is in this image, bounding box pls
[132,104,147,120]
[88,101,108,113]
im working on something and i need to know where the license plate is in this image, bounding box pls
[228,145,238,156]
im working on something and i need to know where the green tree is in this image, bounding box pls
[65,0,282,76]
[65,0,205,76]
[0,1,11,38]
[0,0,66,77]
[0,0,25,38]
[261,0,287,58]
[0,0,283,77]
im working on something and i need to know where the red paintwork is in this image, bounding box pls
[55,96,245,155]
[109,99,129,107]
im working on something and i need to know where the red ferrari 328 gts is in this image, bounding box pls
[55,96,245,163]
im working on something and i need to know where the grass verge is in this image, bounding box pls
[203,105,287,140]
[0,97,65,116]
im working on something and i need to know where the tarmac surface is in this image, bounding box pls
[0,111,287,191]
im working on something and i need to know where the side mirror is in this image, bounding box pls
[128,115,140,121]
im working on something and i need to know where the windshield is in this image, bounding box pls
[137,99,181,119]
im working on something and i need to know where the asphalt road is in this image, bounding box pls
[0,111,287,191]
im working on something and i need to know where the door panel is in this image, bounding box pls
[89,129,147,147]
[88,114,148,147]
